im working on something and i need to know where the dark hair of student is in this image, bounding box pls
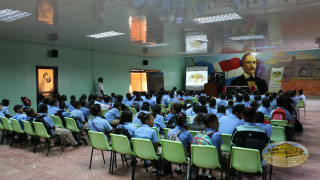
[103,96,110,103]
[254,95,261,101]
[98,77,103,82]
[134,94,142,102]
[80,100,87,108]
[145,94,150,99]
[43,98,50,105]
[151,105,161,118]
[113,102,121,108]
[173,87,177,91]
[59,100,66,109]
[209,98,216,108]
[250,101,259,110]
[276,97,284,107]
[88,100,95,109]
[243,94,250,102]
[126,93,133,101]
[236,95,243,102]
[220,93,226,100]
[13,105,22,112]
[268,96,273,102]
[198,96,207,106]
[26,108,36,117]
[49,99,57,106]
[54,93,61,101]
[73,101,81,108]
[172,103,183,113]
[88,94,96,102]
[111,93,116,97]
[141,102,150,111]
[70,95,76,101]
[298,89,303,95]
[226,94,233,100]
[227,100,234,108]
[156,95,162,105]
[202,113,218,128]
[115,94,123,103]
[217,105,226,114]
[199,105,208,114]
[39,104,48,113]
[176,113,187,127]
[80,94,87,101]
[243,107,256,122]
[255,112,265,123]
[232,104,245,114]
[253,90,259,95]
[193,104,200,114]
[90,104,101,116]
[265,92,270,97]
[121,104,128,111]
[262,98,270,108]
[138,112,152,124]
[119,110,133,124]
[169,93,174,98]
[38,94,45,101]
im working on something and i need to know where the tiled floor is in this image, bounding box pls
[0,110,318,180]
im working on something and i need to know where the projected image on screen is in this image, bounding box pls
[185,33,208,53]
[186,66,208,90]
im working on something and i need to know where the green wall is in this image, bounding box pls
[0,39,184,115]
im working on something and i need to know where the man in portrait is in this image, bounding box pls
[231,53,268,94]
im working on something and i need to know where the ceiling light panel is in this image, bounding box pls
[193,13,242,24]
[145,43,171,47]
[250,46,277,49]
[0,9,32,22]
[230,35,266,40]
[86,31,125,39]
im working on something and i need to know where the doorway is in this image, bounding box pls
[130,69,164,92]
[36,66,58,103]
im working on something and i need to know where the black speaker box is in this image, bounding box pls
[52,50,58,58]
[143,60,148,65]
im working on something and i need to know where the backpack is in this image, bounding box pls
[114,126,131,140]
[272,108,286,120]
[191,131,215,146]
[232,130,269,153]
[168,129,186,142]
[55,110,66,127]
[294,120,303,132]
[33,115,52,135]
[167,115,178,129]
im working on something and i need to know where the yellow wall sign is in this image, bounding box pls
[262,141,309,167]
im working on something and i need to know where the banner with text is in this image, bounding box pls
[269,67,284,92]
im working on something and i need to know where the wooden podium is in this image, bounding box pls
[204,83,219,97]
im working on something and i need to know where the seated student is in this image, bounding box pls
[156,95,165,106]
[11,105,27,130]
[216,105,226,120]
[104,102,122,127]
[38,94,45,109]
[254,95,262,106]
[166,93,179,105]
[217,93,227,107]
[200,90,207,97]
[43,98,50,109]
[231,107,269,153]
[257,98,271,116]
[185,103,199,116]
[116,109,137,138]
[38,104,81,147]
[133,112,159,175]
[166,104,184,128]
[1,99,11,118]
[234,95,244,106]
[21,97,32,112]
[243,94,251,107]
[207,98,217,115]
[191,105,208,129]
[219,104,245,134]
[152,105,165,134]
[70,101,88,130]
[25,108,38,123]
[124,93,134,107]
[68,95,76,112]
[145,94,156,107]
[269,96,276,110]
[79,100,90,120]
[60,95,70,109]
[250,101,259,111]
[270,97,292,122]
[56,101,70,117]
[255,112,272,138]
[165,103,182,122]
[226,100,234,116]
[48,99,59,115]
[183,91,193,102]
[298,89,306,105]
[132,102,150,127]
[88,104,113,136]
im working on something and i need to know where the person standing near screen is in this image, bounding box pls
[231,53,268,94]
[96,77,105,97]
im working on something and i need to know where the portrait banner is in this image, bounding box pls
[269,67,284,92]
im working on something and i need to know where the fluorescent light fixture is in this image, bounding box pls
[0,9,32,22]
[230,35,266,40]
[180,50,207,55]
[145,43,171,47]
[86,31,125,39]
[250,46,277,50]
[193,13,242,24]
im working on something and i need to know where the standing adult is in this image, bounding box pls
[96,77,105,97]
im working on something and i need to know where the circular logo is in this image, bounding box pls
[262,141,309,168]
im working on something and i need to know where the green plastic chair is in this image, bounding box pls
[163,128,169,140]
[129,108,137,115]
[102,109,109,116]
[168,103,174,110]
[230,147,265,178]
[189,130,200,138]
[192,97,199,103]
[0,120,4,130]
[188,122,192,130]
[179,100,185,104]
[221,134,232,152]
[165,121,168,126]
[187,116,191,123]
[296,99,306,117]
[133,124,140,128]
[271,120,288,126]
[50,115,65,128]
[33,122,63,156]
[88,131,112,170]
[0,120,4,144]
[22,120,36,149]
[264,115,271,124]
[11,119,25,148]
[1,117,13,145]
[161,139,190,178]
[131,138,160,179]
[270,126,286,142]
[110,134,133,174]
[160,104,166,114]
[191,145,223,180]
[151,127,161,142]
[65,117,81,147]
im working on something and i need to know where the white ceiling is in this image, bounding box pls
[0,0,320,57]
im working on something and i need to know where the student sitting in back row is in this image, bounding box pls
[219,104,245,134]
[1,99,11,118]
[151,105,165,134]
[80,100,90,121]
[70,101,88,130]
[104,102,122,127]
[48,99,59,115]
[226,100,234,116]
[216,105,226,120]
[26,108,38,123]
[257,98,271,116]
[207,98,217,115]
[255,112,272,138]
[57,100,70,117]
[11,105,27,130]
[116,110,137,138]
[88,104,113,137]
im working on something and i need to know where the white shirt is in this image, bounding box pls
[96,82,105,96]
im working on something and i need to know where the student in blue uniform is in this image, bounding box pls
[21,97,32,112]
[268,96,276,110]
[165,103,183,122]
[80,100,90,120]
[216,105,226,120]
[133,112,159,175]
[219,104,245,134]
[243,94,251,107]
[38,94,45,109]
[43,98,50,109]
[124,93,134,107]
[0,103,5,119]
[132,102,150,126]
[184,103,199,116]
[60,95,70,109]
[88,104,113,137]
[145,94,156,107]
[11,105,27,130]
[116,109,137,138]
[104,102,122,127]
[207,98,217,114]
[57,100,70,117]
[166,93,179,105]
[257,98,271,116]
[48,99,59,115]
[191,105,207,129]
[217,93,227,107]
[234,95,244,106]
[70,101,88,129]
[226,100,234,116]
[151,105,165,134]
[255,112,272,137]
[68,95,76,112]
[25,108,38,123]
[1,99,11,118]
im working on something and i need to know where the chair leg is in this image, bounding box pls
[47,138,51,156]
[89,147,94,169]
[10,132,14,147]
[109,151,113,174]
[33,137,38,153]
[76,133,80,148]
[101,150,105,164]
[114,152,118,168]
[186,158,191,180]
[111,152,116,175]
[144,160,148,173]
[121,155,125,168]
[269,165,272,180]
[131,157,137,180]
[124,155,129,168]
[157,158,162,180]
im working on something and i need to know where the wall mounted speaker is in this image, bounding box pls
[143,60,148,65]
[52,50,58,58]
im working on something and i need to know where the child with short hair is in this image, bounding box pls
[226,100,234,116]
[208,98,217,114]
[104,102,122,127]
[0,103,5,118]
[79,100,90,120]
[151,105,165,134]
[216,105,226,120]
[1,99,11,118]
[70,101,88,130]
[116,109,137,138]
[132,102,150,126]
[12,105,27,130]
[26,108,38,122]
[255,112,272,137]
[88,104,112,136]
[48,99,59,115]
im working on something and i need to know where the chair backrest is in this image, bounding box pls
[65,117,79,132]
[22,120,36,136]
[179,100,185,104]
[10,119,24,133]
[187,116,191,123]
[221,133,232,152]
[0,120,3,129]
[129,108,137,115]
[102,109,109,116]
[270,126,286,142]
[297,99,305,108]
[163,128,169,140]
[168,103,173,109]
[33,122,50,138]
[192,97,199,103]
[110,134,133,155]
[191,145,221,169]
[271,120,288,126]
[161,139,187,164]
[264,115,271,124]
[160,104,166,113]
[88,131,111,151]
[52,115,64,128]
[131,138,158,161]
[151,127,161,142]
[230,147,262,173]
[189,130,200,138]
[1,117,13,131]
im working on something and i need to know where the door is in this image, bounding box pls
[36,66,58,102]
[147,72,164,92]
